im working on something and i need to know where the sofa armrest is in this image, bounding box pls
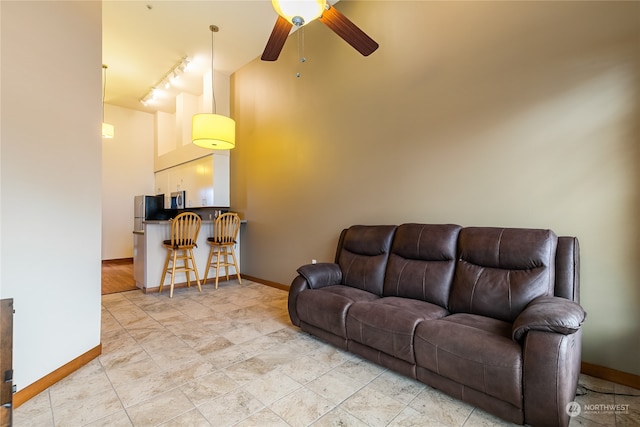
[512,296,586,343]
[297,263,342,289]
[288,263,343,327]
[523,330,582,426]
[288,276,309,327]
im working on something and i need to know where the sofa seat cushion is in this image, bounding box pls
[346,297,449,364]
[414,313,523,408]
[297,285,379,338]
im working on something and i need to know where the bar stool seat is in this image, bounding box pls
[204,212,241,288]
[159,212,202,298]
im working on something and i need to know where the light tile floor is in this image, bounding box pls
[14,280,640,426]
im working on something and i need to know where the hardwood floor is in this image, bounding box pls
[101,259,137,295]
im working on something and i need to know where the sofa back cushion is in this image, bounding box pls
[337,225,397,296]
[449,227,557,323]
[383,223,462,308]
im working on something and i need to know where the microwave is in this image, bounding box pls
[170,191,186,209]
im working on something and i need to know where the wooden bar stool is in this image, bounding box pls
[204,212,241,288]
[159,212,202,298]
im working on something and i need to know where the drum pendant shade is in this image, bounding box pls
[192,113,235,150]
[192,24,235,150]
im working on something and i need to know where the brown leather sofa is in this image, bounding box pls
[288,224,586,426]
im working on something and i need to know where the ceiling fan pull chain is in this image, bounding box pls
[296,27,306,78]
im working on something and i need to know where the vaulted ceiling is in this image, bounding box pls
[102,1,284,114]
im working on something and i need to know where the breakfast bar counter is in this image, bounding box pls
[133,219,244,292]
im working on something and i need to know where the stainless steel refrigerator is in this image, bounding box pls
[133,195,163,288]
[134,195,164,232]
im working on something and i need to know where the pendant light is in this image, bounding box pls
[101,64,114,138]
[192,25,236,150]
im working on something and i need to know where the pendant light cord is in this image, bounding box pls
[210,25,217,114]
[102,64,107,122]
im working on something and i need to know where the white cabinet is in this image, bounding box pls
[212,154,230,207]
[193,157,213,207]
[199,154,229,207]
[154,153,230,208]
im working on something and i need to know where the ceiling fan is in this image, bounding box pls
[261,0,379,61]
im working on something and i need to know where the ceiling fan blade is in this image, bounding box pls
[261,16,293,61]
[319,4,379,56]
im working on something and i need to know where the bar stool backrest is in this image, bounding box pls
[170,212,201,248]
[214,213,240,244]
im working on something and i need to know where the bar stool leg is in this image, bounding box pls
[159,249,172,294]
[223,247,230,282]
[231,246,241,284]
[203,245,215,286]
[169,250,178,298]
[215,246,222,289]
[189,248,202,292]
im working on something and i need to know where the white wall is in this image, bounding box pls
[0,1,102,390]
[102,104,155,260]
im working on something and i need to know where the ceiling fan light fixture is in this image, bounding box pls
[272,0,326,26]
[262,0,378,61]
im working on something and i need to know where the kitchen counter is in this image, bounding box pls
[133,219,245,291]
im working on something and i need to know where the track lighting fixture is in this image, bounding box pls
[139,56,190,106]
